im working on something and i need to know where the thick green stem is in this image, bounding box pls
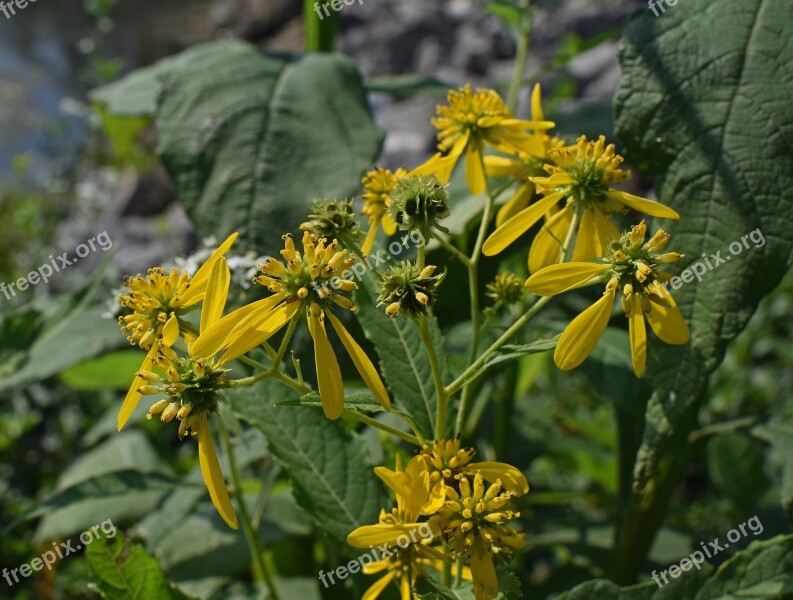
[416,316,447,440]
[304,0,338,52]
[219,419,282,599]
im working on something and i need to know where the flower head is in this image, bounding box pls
[483,135,680,274]
[361,167,406,254]
[300,198,360,241]
[389,176,450,236]
[116,233,238,431]
[525,221,690,375]
[378,262,445,318]
[486,273,524,307]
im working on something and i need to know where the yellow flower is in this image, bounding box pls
[116,233,238,430]
[419,439,528,502]
[525,221,690,375]
[361,167,406,254]
[416,85,554,195]
[432,472,525,600]
[483,135,680,273]
[135,258,239,529]
[347,456,459,600]
[192,231,390,420]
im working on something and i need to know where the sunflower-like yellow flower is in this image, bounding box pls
[361,167,407,254]
[419,438,528,502]
[347,456,461,600]
[483,135,680,273]
[134,258,239,529]
[192,231,390,420]
[483,84,565,226]
[416,85,554,195]
[116,233,238,430]
[525,221,690,376]
[432,472,525,600]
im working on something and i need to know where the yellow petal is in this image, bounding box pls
[466,142,486,196]
[117,347,157,431]
[200,257,230,334]
[483,155,523,177]
[381,214,397,236]
[629,293,647,377]
[400,574,410,600]
[528,203,573,273]
[482,191,564,256]
[572,209,598,262]
[470,549,498,600]
[608,190,680,220]
[362,222,379,256]
[362,571,397,600]
[182,232,238,306]
[347,523,430,548]
[307,308,344,420]
[161,312,180,346]
[362,559,391,575]
[593,209,620,251]
[192,294,283,360]
[465,461,529,494]
[531,83,545,122]
[196,415,239,529]
[219,300,299,365]
[496,181,534,227]
[646,283,690,345]
[554,286,615,370]
[525,262,607,296]
[325,311,391,411]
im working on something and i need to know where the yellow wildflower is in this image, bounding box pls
[361,167,406,254]
[192,231,390,420]
[116,233,238,430]
[525,221,690,375]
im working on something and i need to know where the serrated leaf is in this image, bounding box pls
[225,384,385,543]
[87,531,193,600]
[154,41,384,255]
[615,0,793,487]
[278,392,385,413]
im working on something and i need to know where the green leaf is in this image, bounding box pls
[615,0,793,487]
[154,41,384,255]
[225,384,386,543]
[706,432,768,513]
[354,291,451,440]
[483,335,558,369]
[60,350,144,390]
[278,392,385,413]
[414,571,521,599]
[93,105,150,161]
[558,535,793,599]
[87,530,193,600]
[752,421,793,523]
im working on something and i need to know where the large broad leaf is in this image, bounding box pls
[153,41,384,255]
[87,531,194,600]
[225,384,385,544]
[615,0,793,487]
[558,535,793,599]
[752,421,793,523]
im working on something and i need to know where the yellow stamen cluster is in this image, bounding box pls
[435,473,524,560]
[118,268,191,349]
[432,85,513,151]
[141,344,228,440]
[255,231,357,311]
[420,438,477,488]
[362,167,406,224]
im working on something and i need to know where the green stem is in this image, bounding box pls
[304,0,338,52]
[417,243,426,269]
[506,0,533,112]
[344,410,423,446]
[219,419,282,599]
[431,230,472,267]
[416,316,447,440]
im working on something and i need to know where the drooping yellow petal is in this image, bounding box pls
[646,283,690,345]
[482,191,564,256]
[325,311,391,411]
[192,295,284,360]
[572,209,598,262]
[629,293,647,377]
[466,142,486,196]
[196,415,239,529]
[470,549,498,600]
[607,190,680,220]
[531,83,545,122]
[362,222,379,256]
[399,574,410,600]
[496,181,534,227]
[593,209,620,251]
[528,203,573,273]
[200,257,230,333]
[117,347,157,431]
[381,214,398,236]
[347,523,430,548]
[525,262,607,296]
[554,286,615,370]
[219,300,299,365]
[362,571,397,600]
[362,559,391,575]
[483,155,523,177]
[161,312,180,346]
[182,232,238,306]
[307,307,344,420]
[464,461,529,495]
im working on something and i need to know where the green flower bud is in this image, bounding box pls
[300,198,360,240]
[389,176,450,235]
[486,273,524,306]
[377,261,445,318]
